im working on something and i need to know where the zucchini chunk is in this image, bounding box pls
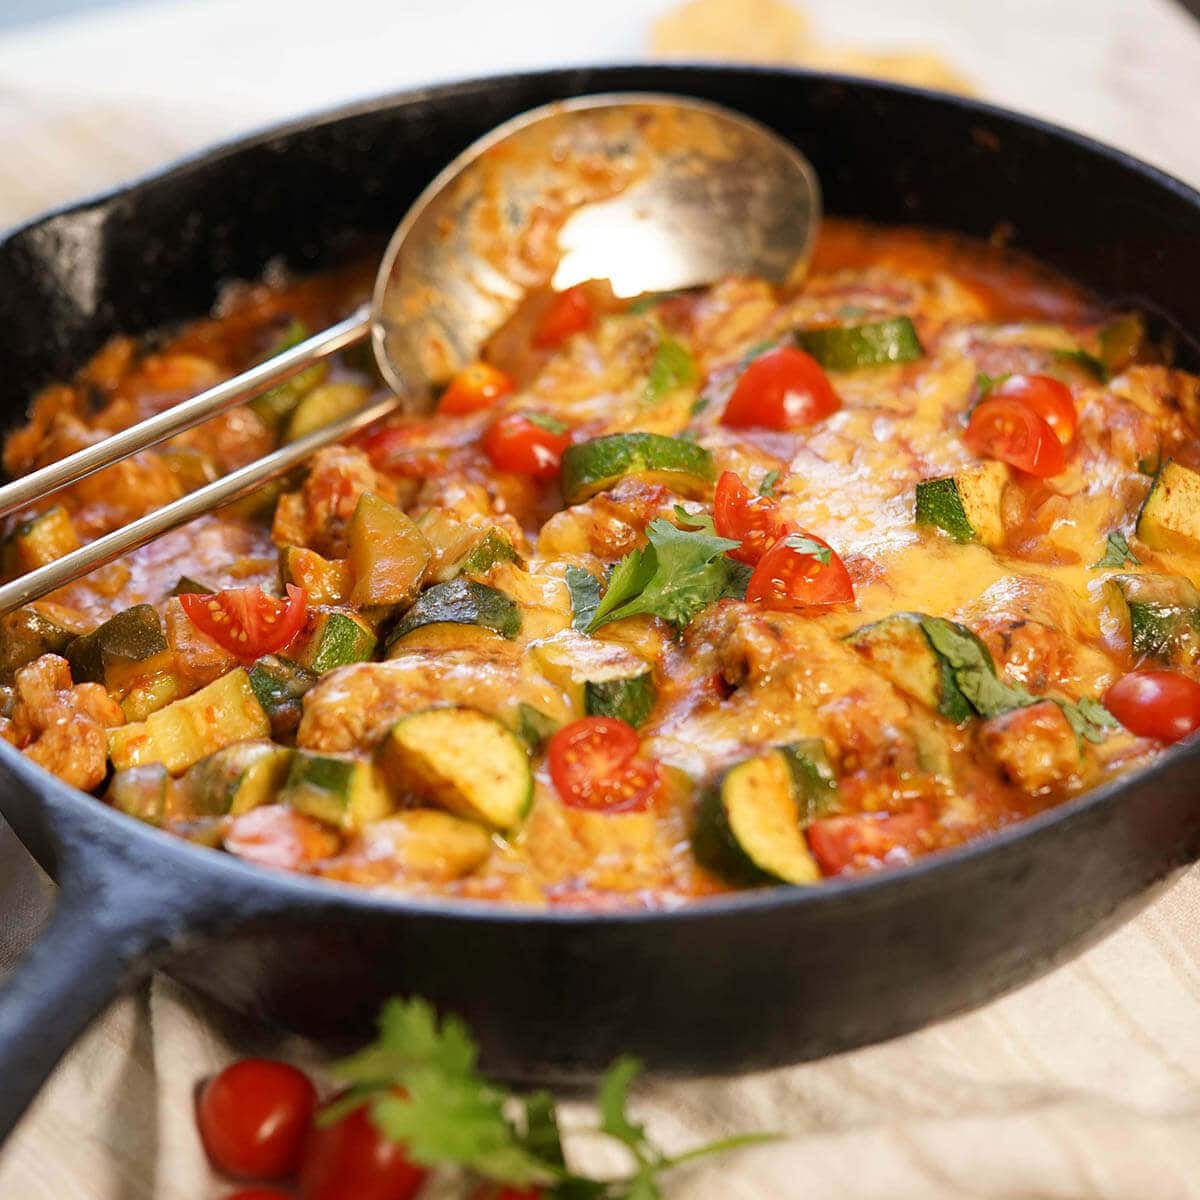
[1136,460,1200,556]
[845,612,973,723]
[531,634,656,726]
[347,491,431,607]
[386,578,522,648]
[417,512,523,583]
[448,529,522,580]
[107,667,270,774]
[281,751,394,832]
[794,317,923,370]
[169,575,215,596]
[65,604,168,686]
[362,810,493,881]
[248,319,329,428]
[293,611,377,674]
[248,654,318,737]
[10,506,80,571]
[514,703,560,751]
[279,545,351,605]
[560,432,714,503]
[692,741,835,886]
[181,740,294,816]
[0,607,73,682]
[106,762,171,826]
[914,462,1007,546]
[1102,573,1200,666]
[375,707,533,831]
[285,382,369,442]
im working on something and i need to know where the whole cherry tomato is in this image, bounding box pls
[482,414,571,480]
[533,286,594,348]
[1103,669,1200,744]
[991,373,1077,445]
[179,585,307,662]
[298,1102,427,1200]
[439,361,515,415]
[721,346,839,430]
[745,532,855,611]
[547,717,660,813]
[964,395,1067,477]
[197,1058,317,1180]
[712,470,793,565]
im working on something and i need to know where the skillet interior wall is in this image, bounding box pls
[0,63,1198,444]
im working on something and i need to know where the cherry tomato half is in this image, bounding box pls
[180,584,307,662]
[482,414,571,480]
[713,470,793,565]
[964,395,1067,477]
[548,717,660,813]
[439,361,515,415]
[991,373,1077,445]
[197,1058,317,1180]
[720,346,839,431]
[298,1102,427,1200]
[533,286,594,349]
[1103,669,1200,744]
[745,532,855,611]
[807,804,934,876]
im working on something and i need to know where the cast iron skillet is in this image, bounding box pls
[1,63,1200,1145]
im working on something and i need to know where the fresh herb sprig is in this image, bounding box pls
[1092,530,1140,568]
[324,998,777,1198]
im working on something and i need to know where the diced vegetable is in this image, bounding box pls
[965,395,1066,478]
[514,703,559,751]
[346,492,431,607]
[1098,314,1144,374]
[10,506,80,571]
[914,461,1007,546]
[119,670,185,723]
[1136,460,1200,557]
[179,585,308,662]
[386,578,521,648]
[1104,668,1200,744]
[417,511,524,584]
[845,612,974,723]
[170,575,215,596]
[375,707,533,831]
[721,346,839,431]
[247,654,318,737]
[448,529,522,580]
[560,433,714,504]
[249,320,329,428]
[531,634,656,727]
[65,604,169,687]
[292,611,377,674]
[794,317,923,370]
[360,810,493,880]
[181,740,294,816]
[280,751,394,832]
[482,413,572,480]
[279,546,351,605]
[107,668,270,774]
[285,382,369,442]
[106,762,171,826]
[692,741,835,886]
[1102,573,1200,666]
[0,607,73,682]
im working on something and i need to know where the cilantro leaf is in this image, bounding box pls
[526,412,570,435]
[598,1056,651,1158]
[524,1091,566,1168]
[1059,696,1120,745]
[1092,530,1140,568]
[565,564,603,631]
[739,337,779,367]
[673,504,716,535]
[782,532,832,565]
[976,371,1011,397]
[588,520,741,632]
[920,617,1034,718]
[758,469,781,498]
[1052,347,1109,382]
[642,336,696,406]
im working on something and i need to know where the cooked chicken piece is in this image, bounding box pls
[976,700,1083,795]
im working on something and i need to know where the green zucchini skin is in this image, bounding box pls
[1136,459,1200,557]
[559,432,714,503]
[248,319,329,428]
[584,672,656,727]
[0,607,73,682]
[387,578,522,647]
[914,462,1005,547]
[181,740,294,816]
[65,604,168,685]
[106,762,171,826]
[915,476,975,543]
[693,742,834,887]
[170,575,216,596]
[281,751,393,831]
[515,703,559,751]
[794,317,923,370]
[1102,573,1200,665]
[845,612,973,723]
[451,529,521,578]
[295,611,377,674]
[248,654,318,737]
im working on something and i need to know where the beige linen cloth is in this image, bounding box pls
[1,1,1200,1195]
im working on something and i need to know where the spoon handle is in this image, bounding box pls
[0,303,371,521]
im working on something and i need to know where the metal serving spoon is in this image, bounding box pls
[0,93,819,613]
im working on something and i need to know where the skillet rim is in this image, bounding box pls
[2,60,1199,929]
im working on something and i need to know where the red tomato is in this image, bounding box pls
[548,717,660,813]
[533,285,594,348]
[439,361,515,415]
[472,1189,544,1200]
[482,414,571,480]
[807,804,934,875]
[197,1058,317,1180]
[720,346,839,430]
[964,395,1067,477]
[1103,670,1200,744]
[298,1102,427,1200]
[991,374,1076,445]
[713,470,793,565]
[360,422,447,478]
[223,1191,295,1200]
[180,585,306,661]
[745,532,855,610]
